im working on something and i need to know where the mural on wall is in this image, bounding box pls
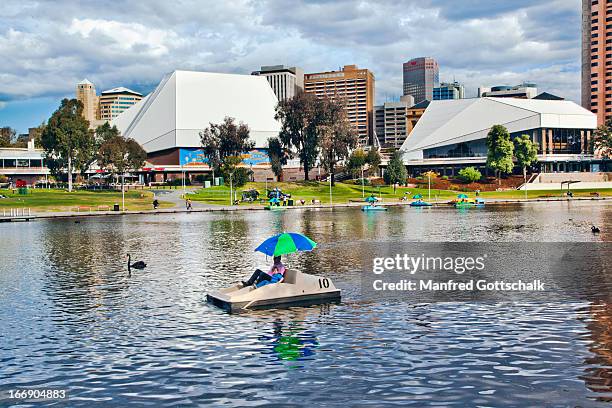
[179,148,271,167]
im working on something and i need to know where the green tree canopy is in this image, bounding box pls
[200,116,254,178]
[275,91,322,180]
[267,137,288,180]
[513,134,539,181]
[40,99,95,191]
[593,119,612,159]
[486,124,514,185]
[0,127,16,147]
[457,167,482,183]
[97,134,147,180]
[347,148,367,178]
[366,148,381,175]
[384,151,407,185]
[318,98,358,186]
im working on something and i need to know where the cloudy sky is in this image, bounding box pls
[0,0,582,133]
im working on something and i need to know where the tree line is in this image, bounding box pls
[200,91,382,187]
[39,99,146,191]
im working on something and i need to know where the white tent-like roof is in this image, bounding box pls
[112,70,281,152]
[400,97,597,161]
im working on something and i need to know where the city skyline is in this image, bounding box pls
[1,0,582,133]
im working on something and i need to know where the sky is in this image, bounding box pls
[0,0,582,134]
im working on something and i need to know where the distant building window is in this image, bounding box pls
[592,62,599,66]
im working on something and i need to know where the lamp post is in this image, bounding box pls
[329,171,333,207]
[361,165,365,198]
[121,173,125,211]
[428,172,431,201]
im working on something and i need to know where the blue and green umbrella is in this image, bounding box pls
[269,197,280,203]
[365,195,377,203]
[412,194,423,199]
[457,194,469,199]
[255,233,317,257]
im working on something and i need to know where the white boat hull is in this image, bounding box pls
[207,270,341,313]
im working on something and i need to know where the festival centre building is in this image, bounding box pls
[399,97,605,176]
[112,70,290,183]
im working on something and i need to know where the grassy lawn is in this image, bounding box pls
[0,188,174,213]
[189,181,612,205]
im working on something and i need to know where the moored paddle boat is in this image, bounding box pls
[361,205,388,211]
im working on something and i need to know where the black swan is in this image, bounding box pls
[592,225,601,234]
[127,254,147,271]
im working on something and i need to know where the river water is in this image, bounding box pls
[1,201,611,407]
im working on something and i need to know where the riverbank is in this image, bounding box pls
[188,181,612,206]
[1,195,610,222]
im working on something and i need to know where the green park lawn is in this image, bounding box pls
[0,188,173,213]
[188,181,612,205]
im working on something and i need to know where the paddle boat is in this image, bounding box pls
[361,194,387,211]
[454,198,485,208]
[264,197,287,210]
[361,205,388,211]
[410,200,433,207]
[207,233,341,313]
[207,269,341,313]
[409,194,432,207]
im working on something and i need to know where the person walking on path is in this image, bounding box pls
[186,198,192,210]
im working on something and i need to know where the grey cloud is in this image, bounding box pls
[0,0,583,106]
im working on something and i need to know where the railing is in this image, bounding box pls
[1,208,32,217]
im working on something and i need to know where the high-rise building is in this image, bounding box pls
[304,65,375,145]
[582,0,609,125]
[402,57,439,103]
[433,82,465,100]
[251,65,304,101]
[478,83,538,99]
[76,79,99,126]
[99,87,143,121]
[374,95,414,149]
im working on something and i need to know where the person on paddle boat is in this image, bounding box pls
[242,256,286,288]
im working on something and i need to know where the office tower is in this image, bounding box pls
[583,0,610,125]
[402,57,439,103]
[433,82,465,100]
[304,65,375,145]
[478,83,538,99]
[374,95,414,148]
[252,65,304,101]
[99,87,143,121]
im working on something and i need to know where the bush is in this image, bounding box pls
[168,178,191,186]
[441,175,449,180]
[457,167,482,183]
[0,174,7,183]
[193,174,210,184]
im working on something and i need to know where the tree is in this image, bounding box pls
[200,116,253,180]
[384,151,407,185]
[97,135,147,185]
[40,99,95,192]
[592,119,612,160]
[267,137,288,181]
[0,127,16,147]
[318,98,358,186]
[200,117,254,204]
[513,134,539,184]
[275,91,322,180]
[486,124,514,186]
[458,167,482,183]
[95,122,120,144]
[347,148,367,178]
[366,148,381,176]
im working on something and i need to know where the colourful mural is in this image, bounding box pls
[179,148,270,167]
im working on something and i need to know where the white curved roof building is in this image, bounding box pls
[112,70,281,153]
[399,97,600,174]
